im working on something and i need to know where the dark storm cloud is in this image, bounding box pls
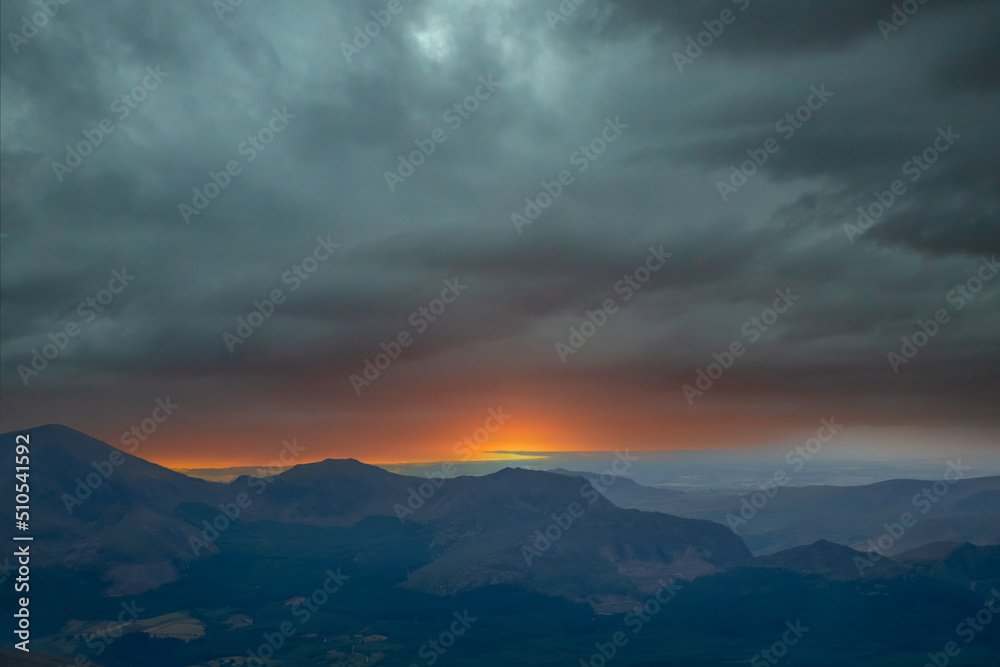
[606,0,1000,258]
[601,0,994,56]
[1,0,997,458]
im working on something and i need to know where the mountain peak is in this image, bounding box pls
[754,539,874,579]
[276,457,391,480]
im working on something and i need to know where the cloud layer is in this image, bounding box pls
[1,0,997,464]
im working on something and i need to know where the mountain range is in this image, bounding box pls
[548,466,1000,554]
[2,425,999,666]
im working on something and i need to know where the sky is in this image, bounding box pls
[1,0,998,468]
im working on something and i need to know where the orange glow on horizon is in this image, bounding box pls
[90,402,851,470]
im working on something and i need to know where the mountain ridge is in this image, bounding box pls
[1,425,750,603]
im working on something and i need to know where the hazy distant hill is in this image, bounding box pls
[550,467,1000,554]
[750,539,880,579]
